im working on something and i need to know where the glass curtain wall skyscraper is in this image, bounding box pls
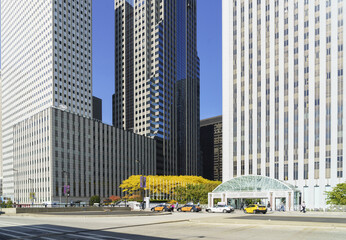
[113,0,200,175]
[223,0,346,209]
[1,0,92,199]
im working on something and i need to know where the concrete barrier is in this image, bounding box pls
[1,207,131,214]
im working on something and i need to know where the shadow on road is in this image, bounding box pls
[0,224,177,240]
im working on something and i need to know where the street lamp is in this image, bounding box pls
[63,171,70,207]
[136,160,146,209]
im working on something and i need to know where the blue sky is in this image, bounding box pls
[93,0,222,124]
[0,0,222,125]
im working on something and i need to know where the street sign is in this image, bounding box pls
[30,192,35,200]
[63,185,70,195]
[140,176,147,188]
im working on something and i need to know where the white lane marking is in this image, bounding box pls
[25,224,71,233]
[0,222,56,240]
[80,232,132,240]
[67,233,103,240]
[0,221,130,240]
[34,225,132,240]
[0,227,36,237]
[0,231,21,239]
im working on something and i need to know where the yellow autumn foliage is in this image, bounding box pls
[119,175,221,198]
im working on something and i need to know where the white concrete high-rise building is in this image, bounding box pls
[1,0,92,199]
[223,0,345,208]
[0,70,2,197]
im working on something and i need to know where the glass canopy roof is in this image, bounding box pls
[212,175,298,193]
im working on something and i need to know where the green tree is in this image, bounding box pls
[6,200,13,208]
[325,183,346,205]
[89,195,101,206]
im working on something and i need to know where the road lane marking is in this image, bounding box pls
[0,231,21,239]
[67,233,102,240]
[80,232,132,240]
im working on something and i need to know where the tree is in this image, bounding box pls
[109,195,121,203]
[6,200,13,208]
[89,195,101,206]
[325,183,346,205]
[119,175,221,201]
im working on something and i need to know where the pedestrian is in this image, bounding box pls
[301,201,306,213]
[240,202,244,210]
[267,201,271,211]
[171,204,175,212]
[280,202,285,212]
[176,202,179,209]
[197,202,200,207]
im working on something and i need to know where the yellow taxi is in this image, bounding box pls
[151,204,172,212]
[244,204,267,214]
[177,204,202,212]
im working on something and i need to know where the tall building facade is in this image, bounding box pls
[223,0,346,208]
[13,107,156,204]
[113,0,200,175]
[1,0,93,199]
[200,116,223,181]
[92,96,103,121]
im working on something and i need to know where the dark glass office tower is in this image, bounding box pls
[113,0,200,175]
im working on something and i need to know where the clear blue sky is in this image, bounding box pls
[0,0,222,125]
[92,0,222,124]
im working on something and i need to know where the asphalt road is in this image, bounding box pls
[0,211,345,240]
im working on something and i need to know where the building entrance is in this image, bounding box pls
[208,176,300,211]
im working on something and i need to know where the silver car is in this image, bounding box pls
[206,205,234,213]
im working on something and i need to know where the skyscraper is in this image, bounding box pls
[200,115,223,181]
[1,0,92,199]
[113,0,200,175]
[223,0,345,208]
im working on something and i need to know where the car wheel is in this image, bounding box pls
[223,209,227,213]
[178,209,181,212]
[263,211,267,214]
[151,209,155,212]
[206,209,210,213]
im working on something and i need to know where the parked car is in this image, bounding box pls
[151,204,172,212]
[244,204,267,214]
[206,205,234,213]
[177,204,201,212]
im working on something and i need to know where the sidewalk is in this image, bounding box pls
[232,209,346,217]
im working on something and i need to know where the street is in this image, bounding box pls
[0,211,345,239]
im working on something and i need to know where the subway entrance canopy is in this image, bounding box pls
[208,176,300,211]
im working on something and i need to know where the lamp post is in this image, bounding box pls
[63,171,70,207]
[136,160,146,209]
[13,169,18,205]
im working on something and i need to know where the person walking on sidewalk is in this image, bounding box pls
[267,201,271,211]
[301,201,306,213]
